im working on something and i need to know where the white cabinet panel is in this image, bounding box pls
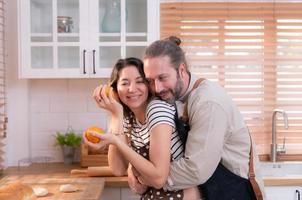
[121,188,140,200]
[265,186,302,200]
[101,187,121,200]
[101,187,140,200]
[18,0,159,78]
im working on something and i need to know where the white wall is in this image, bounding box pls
[28,79,109,163]
[6,0,30,167]
[6,0,109,166]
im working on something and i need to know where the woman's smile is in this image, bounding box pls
[117,66,149,112]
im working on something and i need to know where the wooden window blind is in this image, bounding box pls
[0,0,6,172]
[161,2,302,156]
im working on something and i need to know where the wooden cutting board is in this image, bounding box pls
[0,173,105,200]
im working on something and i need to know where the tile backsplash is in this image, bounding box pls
[28,79,110,162]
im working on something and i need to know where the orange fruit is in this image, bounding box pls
[84,126,105,143]
[101,84,119,100]
[104,84,111,96]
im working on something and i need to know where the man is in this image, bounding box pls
[128,36,266,200]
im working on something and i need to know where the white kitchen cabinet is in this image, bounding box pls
[101,187,140,200]
[265,186,302,200]
[18,0,159,78]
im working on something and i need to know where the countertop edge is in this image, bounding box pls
[263,177,302,186]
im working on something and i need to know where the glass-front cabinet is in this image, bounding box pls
[18,0,159,78]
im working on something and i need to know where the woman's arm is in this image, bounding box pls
[88,84,129,176]
[83,115,129,176]
[136,124,172,188]
[107,116,129,176]
[107,123,173,189]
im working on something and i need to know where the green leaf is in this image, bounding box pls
[54,130,82,147]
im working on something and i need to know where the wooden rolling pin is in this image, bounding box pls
[71,166,114,177]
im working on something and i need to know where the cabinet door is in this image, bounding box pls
[19,0,159,78]
[19,0,87,78]
[90,0,158,78]
[124,0,150,66]
[265,186,302,200]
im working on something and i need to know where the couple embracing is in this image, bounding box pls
[84,36,266,200]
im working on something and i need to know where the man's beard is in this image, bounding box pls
[174,77,184,100]
[155,77,184,104]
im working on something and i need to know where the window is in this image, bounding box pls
[161,2,302,156]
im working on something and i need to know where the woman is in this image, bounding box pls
[84,57,200,200]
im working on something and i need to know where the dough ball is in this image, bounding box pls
[33,187,48,197]
[59,184,78,193]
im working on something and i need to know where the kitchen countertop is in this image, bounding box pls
[0,163,128,200]
[263,177,302,186]
[0,163,128,187]
[1,162,301,199]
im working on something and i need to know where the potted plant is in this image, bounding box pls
[55,127,82,164]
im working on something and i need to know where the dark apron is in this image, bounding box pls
[174,112,257,200]
[199,163,257,200]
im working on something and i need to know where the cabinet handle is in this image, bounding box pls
[92,49,96,74]
[83,50,87,74]
[296,190,301,200]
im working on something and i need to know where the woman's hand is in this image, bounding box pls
[92,85,123,118]
[82,131,119,150]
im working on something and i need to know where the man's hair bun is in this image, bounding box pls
[165,36,181,46]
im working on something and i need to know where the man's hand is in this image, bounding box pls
[127,165,147,194]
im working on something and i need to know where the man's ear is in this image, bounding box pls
[178,63,187,79]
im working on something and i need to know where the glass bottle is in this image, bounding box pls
[102,0,121,33]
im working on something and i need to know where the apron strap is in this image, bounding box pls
[180,78,205,123]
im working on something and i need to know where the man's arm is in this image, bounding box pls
[127,164,148,194]
[164,100,228,190]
